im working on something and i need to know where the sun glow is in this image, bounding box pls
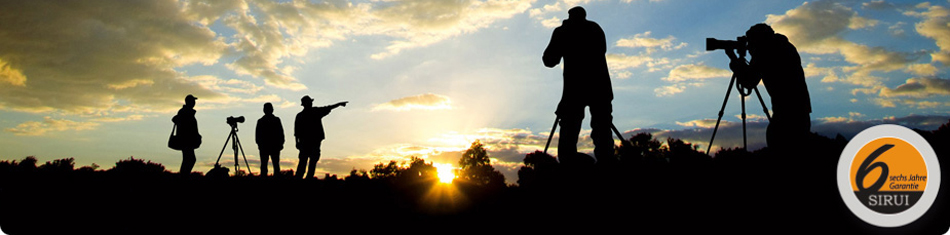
[434,163,456,184]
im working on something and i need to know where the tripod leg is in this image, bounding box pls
[610,124,627,146]
[232,134,239,173]
[706,74,738,155]
[741,94,748,150]
[215,131,233,166]
[234,134,252,175]
[544,117,559,154]
[753,87,772,121]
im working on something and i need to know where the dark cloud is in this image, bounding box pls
[811,114,950,138]
[617,114,950,154]
[881,77,950,98]
[0,0,227,114]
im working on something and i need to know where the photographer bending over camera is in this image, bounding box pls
[729,24,811,151]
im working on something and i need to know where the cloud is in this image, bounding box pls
[767,0,917,88]
[880,77,950,98]
[0,0,228,116]
[184,75,264,96]
[622,114,950,154]
[373,93,453,111]
[810,114,950,138]
[605,53,672,79]
[541,16,562,28]
[905,63,939,76]
[0,0,534,122]
[0,58,26,87]
[528,0,659,28]
[766,1,873,53]
[652,63,729,96]
[654,84,686,97]
[528,0,594,28]
[676,119,727,129]
[364,0,534,59]
[5,117,100,136]
[92,115,147,123]
[906,4,950,64]
[889,21,907,37]
[863,0,895,10]
[763,0,945,109]
[615,31,687,53]
[606,53,668,70]
[661,63,731,82]
[804,63,841,83]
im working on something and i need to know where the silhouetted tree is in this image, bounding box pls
[458,140,505,186]
[18,156,38,172]
[345,168,370,182]
[666,137,710,165]
[404,156,437,179]
[517,150,558,187]
[77,163,100,172]
[618,132,665,165]
[109,157,168,176]
[371,160,401,179]
[367,156,438,184]
[39,158,75,173]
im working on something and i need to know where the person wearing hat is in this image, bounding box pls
[294,95,347,179]
[172,94,202,176]
[542,6,615,164]
[256,102,284,177]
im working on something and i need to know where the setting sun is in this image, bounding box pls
[434,163,456,184]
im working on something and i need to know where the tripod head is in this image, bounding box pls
[226,116,245,130]
[708,36,757,96]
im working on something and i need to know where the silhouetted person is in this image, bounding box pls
[172,94,201,176]
[730,24,811,151]
[256,102,284,176]
[542,6,614,164]
[295,95,347,179]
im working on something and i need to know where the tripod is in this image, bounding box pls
[705,72,771,155]
[214,124,252,175]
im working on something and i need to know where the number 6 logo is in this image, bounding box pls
[854,144,892,192]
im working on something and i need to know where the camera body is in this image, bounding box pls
[708,36,760,92]
[226,116,245,128]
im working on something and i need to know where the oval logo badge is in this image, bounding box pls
[838,124,940,227]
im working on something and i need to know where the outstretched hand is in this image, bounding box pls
[337,101,349,107]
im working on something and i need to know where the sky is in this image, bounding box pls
[1,0,949,184]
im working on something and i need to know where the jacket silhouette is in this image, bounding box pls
[173,106,200,149]
[542,9,613,109]
[294,95,347,179]
[256,102,284,176]
[172,94,201,176]
[542,6,615,163]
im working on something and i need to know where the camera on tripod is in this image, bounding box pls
[216,115,251,175]
[226,116,244,128]
[702,35,770,154]
[706,36,747,55]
